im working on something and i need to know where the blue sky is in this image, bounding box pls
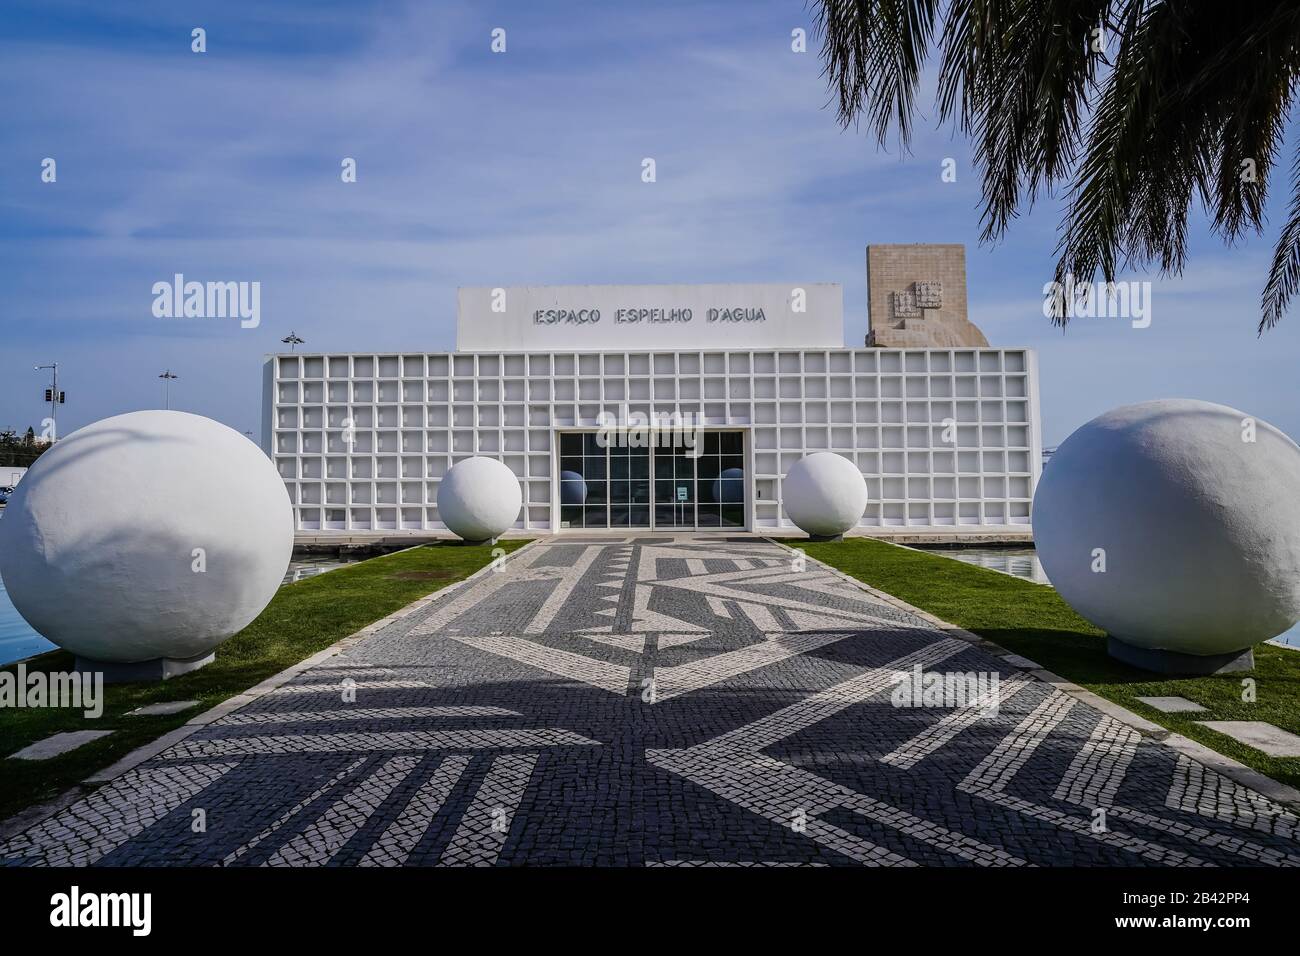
[2,0,1298,446]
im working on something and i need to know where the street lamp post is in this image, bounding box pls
[159,370,178,410]
[34,363,61,441]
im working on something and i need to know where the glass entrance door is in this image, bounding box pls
[558,433,650,529]
[654,443,696,528]
[559,430,745,531]
[608,441,651,528]
[693,431,745,528]
[652,431,745,529]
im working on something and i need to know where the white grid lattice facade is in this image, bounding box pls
[263,347,1042,533]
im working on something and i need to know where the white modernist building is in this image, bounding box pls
[263,255,1042,534]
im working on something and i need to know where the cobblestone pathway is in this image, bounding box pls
[4,536,1299,867]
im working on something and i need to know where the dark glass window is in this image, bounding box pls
[558,431,742,530]
[717,479,744,504]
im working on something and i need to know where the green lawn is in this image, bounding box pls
[0,540,527,822]
[794,538,1300,792]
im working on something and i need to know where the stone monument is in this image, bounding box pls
[865,243,989,348]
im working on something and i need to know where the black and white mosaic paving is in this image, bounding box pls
[4,537,1299,867]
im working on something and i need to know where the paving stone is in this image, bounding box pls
[1136,696,1208,714]
[8,730,114,761]
[2,536,1298,868]
[127,701,202,717]
[1195,721,1300,758]
[1001,654,1042,670]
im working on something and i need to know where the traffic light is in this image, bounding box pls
[58,391,65,404]
[43,389,51,402]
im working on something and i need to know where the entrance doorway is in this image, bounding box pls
[557,431,745,531]
[654,431,745,529]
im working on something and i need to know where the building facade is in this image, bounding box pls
[263,251,1042,534]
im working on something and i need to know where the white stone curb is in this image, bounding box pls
[0,539,541,840]
[765,536,1300,811]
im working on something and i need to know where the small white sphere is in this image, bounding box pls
[1033,399,1300,655]
[438,457,522,541]
[784,453,868,537]
[0,410,293,663]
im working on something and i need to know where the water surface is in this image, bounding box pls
[0,553,367,667]
[915,545,1300,651]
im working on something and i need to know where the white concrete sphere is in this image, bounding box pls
[1033,399,1300,655]
[0,410,293,663]
[437,456,522,541]
[783,453,868,537]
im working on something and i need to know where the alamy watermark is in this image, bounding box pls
[152,273,260,328]
[890,665,1001,717]
[595,407,704,457]
[1042,272,1151,328]
[50,886,151,936]
[0,663,103,718]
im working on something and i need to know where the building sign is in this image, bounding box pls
[456,283,843,351]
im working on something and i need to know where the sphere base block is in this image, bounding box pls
[75,651,216,684]
[806,533,845,542]
[1106,637,1254,676]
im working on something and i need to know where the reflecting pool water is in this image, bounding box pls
[0,553,368,667]
[0,573,54,665]
[913,546,1300,651]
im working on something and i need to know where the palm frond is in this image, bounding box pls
[815,0,1300,329]
[1261,142,1300,332]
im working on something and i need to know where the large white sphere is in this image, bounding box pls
[784,453,868,537]
[437,457,522,541]
[0,410,293,663]
[1033,399,1300,656]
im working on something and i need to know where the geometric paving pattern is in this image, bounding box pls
[3,536,1299,867]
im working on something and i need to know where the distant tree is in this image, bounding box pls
[814,0,1300,330]
[0,427,50,467]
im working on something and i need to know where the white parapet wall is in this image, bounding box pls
[263,347,1042,534]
